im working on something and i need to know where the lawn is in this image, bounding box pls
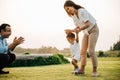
[0,57,120,80]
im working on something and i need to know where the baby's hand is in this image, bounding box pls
[64,29,75,34]
[75,29,79,34]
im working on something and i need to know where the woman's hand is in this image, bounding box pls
[74,26,82,32]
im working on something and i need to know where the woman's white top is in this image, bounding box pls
[71,8,96,35]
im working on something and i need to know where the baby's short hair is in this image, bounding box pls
[66,32,75,38]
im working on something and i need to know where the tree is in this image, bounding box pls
[113,41,120,51]
[110,36,120,51]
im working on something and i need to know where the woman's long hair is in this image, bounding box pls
[64,0,83,9]
[64,0,84,16]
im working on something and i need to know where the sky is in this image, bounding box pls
[0,0,120,51]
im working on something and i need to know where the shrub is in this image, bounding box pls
[98,51,106,57]
[23,52,30,55]
[117,52,120,57]
[9,59,34,67]
[9,54,69,67]
[35,57,48,65]
[87,52,90,58]
[46,56,61,64]
[105,51,120,57]
[56,54,69,63]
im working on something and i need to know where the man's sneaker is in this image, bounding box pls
[0,70,9,74]
[92,72,99,77]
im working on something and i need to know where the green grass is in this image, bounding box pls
[0,57,120,80]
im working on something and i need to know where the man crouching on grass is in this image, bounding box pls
[0,23,24,74]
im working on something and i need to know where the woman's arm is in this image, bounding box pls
[80,21,90,30]
[75,21,90,32]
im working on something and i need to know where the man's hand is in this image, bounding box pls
[8,36,24,51]
[13,37,24,45]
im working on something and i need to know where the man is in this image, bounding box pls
[0,23,24,74]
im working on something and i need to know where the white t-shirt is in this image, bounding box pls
[70,41,80,61]
[71,8,96,35]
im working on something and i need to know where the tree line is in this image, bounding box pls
[110,40,120,51]
[14,37,120,57]
[14,46,70,54]
[98,38,120,57]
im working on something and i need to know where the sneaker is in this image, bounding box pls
[92,72,99,77]
[73,68,79,74]
[0,70,9,74]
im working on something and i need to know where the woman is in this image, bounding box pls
[64,0,99,77]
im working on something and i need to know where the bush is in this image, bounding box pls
[9,54,69,67]
[105,51,120,57]
[98,51,106,57]
[117,52,120,57]
[54,54,69,63]
[46,56,61,64]
[87,52,90,58]
[35,57,48,65]
[9,59,35,67]
[23,52,30,55]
